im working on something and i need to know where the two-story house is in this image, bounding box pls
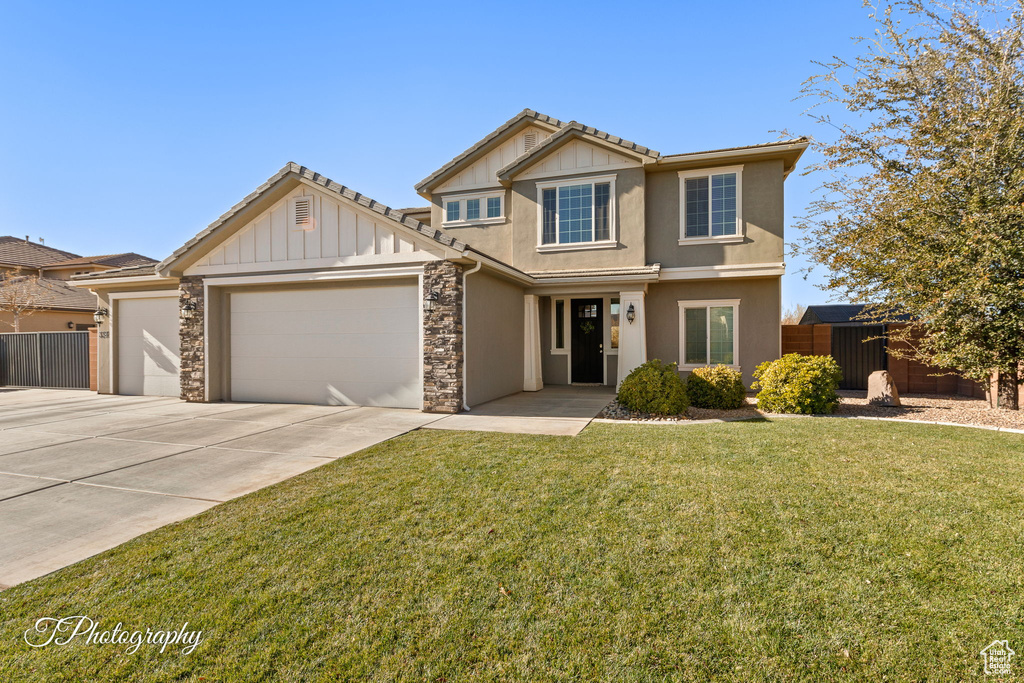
[0,235,156,331]
[75,110,806,411]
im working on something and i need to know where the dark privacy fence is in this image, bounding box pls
[0,331,90,389]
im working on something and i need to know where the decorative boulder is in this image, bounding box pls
[867,370,901,406]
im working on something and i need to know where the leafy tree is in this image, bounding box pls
[0,268,48,332]
[781,304,808,325]
[797,0,1024,409]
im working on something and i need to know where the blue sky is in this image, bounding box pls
[0,1,877,309]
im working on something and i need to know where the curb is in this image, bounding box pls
[591,413,1024,435]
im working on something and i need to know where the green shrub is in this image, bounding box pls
[686,365,747,409]
[752,354,843,414]
[617,359,689,416]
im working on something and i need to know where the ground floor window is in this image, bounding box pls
[678,299,739,367]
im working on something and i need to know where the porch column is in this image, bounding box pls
[523,294,543,391]
[616,290,647,386]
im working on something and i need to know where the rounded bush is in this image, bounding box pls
[617,359,689,416]
[752,354,843,414]
[686,365,747,409]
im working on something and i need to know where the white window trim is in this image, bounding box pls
[536,174,617,251]
[607,296,620,356]
[441,190,505,228]
[677,299,741,370]
[677,165,744,245]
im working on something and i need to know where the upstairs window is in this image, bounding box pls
[538,176,615,250]
[678,166,743,243]
[442,192,504,227]
[446,200,460,222]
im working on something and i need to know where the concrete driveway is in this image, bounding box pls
[0,389,442,588]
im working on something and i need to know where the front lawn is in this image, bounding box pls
[2,420,1023,681]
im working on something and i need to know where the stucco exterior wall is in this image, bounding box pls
[0,310,95,332]
[429,188,514,263]
[510,167,647,271]
[645,159,785,269]
[465,269,524,407]
[645,276,781,387]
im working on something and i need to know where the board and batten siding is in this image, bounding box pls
[436,126,553,193]
[515,140,640,180]
[186,185,436,276]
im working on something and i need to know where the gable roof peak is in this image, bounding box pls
[157,162,467,277]
[415,109,567,194]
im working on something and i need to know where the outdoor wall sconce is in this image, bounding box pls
[626,303,636,324]
[181,300,197,319]
[93,307,109,325]
[66,321,75,329]
[424,291,439,312]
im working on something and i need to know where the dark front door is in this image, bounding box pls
[831,325,887,390]
[571,298,603,383]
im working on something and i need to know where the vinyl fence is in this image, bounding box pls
[0,331,90,389]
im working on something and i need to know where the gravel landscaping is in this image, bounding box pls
[598,391,1024,430]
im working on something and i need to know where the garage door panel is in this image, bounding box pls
[229,283,421,408]
[231,356,418,384]
[230,307,416,337]
[117,297,180,397]
[230,378,420,408]
[231,286,416,313]
[231,332,417,360]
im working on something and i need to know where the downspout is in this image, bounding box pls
[461,256,483,411]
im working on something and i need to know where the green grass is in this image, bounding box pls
[2,420,1024,681]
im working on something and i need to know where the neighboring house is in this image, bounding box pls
[74,109,807,411]
[783,303,983,396]
[0,236,156,331]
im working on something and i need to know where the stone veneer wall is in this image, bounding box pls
[423,260,464,413]
[179,275,205,402]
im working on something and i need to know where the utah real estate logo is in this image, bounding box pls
[981,640,1015,676]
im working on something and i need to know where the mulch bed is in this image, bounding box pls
[597,391,1024,430]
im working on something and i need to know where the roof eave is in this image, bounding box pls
[655,139,810,176]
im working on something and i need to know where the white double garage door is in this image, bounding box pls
[117,282,421,408]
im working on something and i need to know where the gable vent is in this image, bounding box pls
[294,197,311,226]
[524,132,538,152]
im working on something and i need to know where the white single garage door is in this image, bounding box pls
[117,296,181,397]
[229,282,421,408]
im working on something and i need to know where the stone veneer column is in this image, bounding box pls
[422,260,464,413]
[179,275,206,402]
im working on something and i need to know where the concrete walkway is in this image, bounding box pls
[0,389,442,587]
[425,385,615,436]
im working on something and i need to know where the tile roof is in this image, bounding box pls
[0,236,80,269]
[71,263,159,280]
[658,137,810,162]
[42,252,157,269]
[2,276,98,310]
[527,265,662,280]
[158,163,465,276]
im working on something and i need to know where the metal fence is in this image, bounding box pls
[0,331,90,389]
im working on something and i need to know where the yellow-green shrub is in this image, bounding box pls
[617,359,689,416]
[686,365,746,409]
[752,354,843,414]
